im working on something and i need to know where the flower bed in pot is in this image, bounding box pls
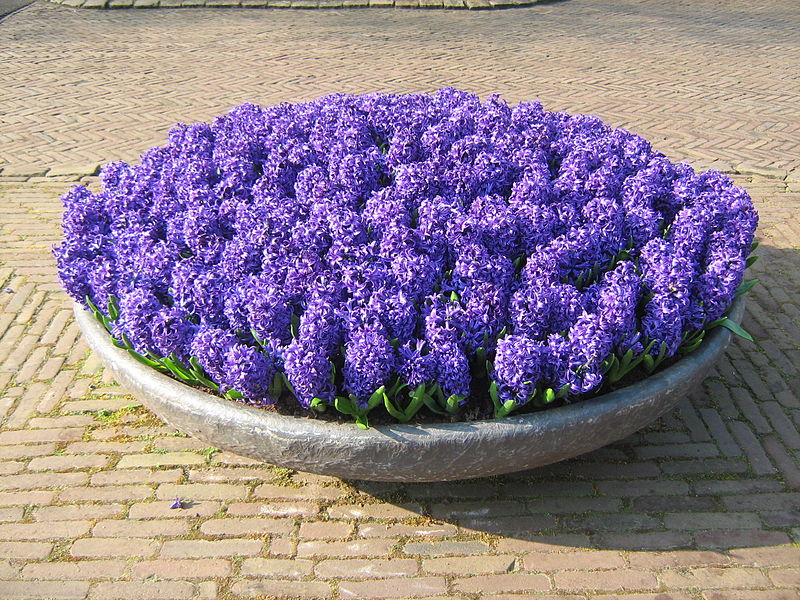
[57,89,758,481]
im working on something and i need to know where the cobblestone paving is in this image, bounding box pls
[0,1,799,599]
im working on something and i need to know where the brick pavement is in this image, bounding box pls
[46,0,527,10]
[0,1,799,598]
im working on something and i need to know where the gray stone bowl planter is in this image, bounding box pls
[74,298,744,482]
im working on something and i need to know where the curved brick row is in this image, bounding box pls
[46,0,539,9]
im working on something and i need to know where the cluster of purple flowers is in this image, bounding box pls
[55,89,758,422]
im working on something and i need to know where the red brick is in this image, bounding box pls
[0,581,89,599]
[151,437,208,452]
[70,537,159,558]
[131,558,232,579]
[92,519,190,537]
[20,560,126,580]
[27,454,109,471]
[729,547,800,567]
[0,428,84,445]
[160,539,262,558]
[703,591,800,600]
[661,567,771,589]
[664,512,761,530]
[769,569,800,587]
[0,559,18,578]
[554,569,657,592]
[722,493,800,511]
[315,558,418,579]
[0,508,23,523]
[595,480,690,496]
[226,501,319,518]
[90,469,182,486]
[402,540,490,556]
[187,466,277,482]
[423,555,516,575]
[523,550,626,571]
[695,529,792,549]
[598,595,694,600]
[33,504,124,521]
[59,484,153,503]
[156,483,247,501]
[0,541,52,559]
[0,443,56,460]
[299,521,352,539]
[230,580,332,599]
[327,503,424,520]
[428,501,526,520]
[27,415,94,429]
[117,453,205,468]
[64,441,148,454]
[454,573,551,594]
[0,491,61,506]
[254,483,346,500]
[594,531,692,550]
[241,557,314,578]
[200,517,294,536]
[339,577,446,599]
[297,539,394,558]
[0,472,88,490]
[358,523,458,538]
[627,550,730,569]
[0,520,90,540]
[0,461,23,475]
[92,581,195,600]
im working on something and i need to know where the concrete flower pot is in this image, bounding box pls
[74,297,744,482]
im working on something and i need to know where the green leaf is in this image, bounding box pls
[746,255,759,268]
[750,241,760,253]
[495,399,517,419]
[310,397,328,412]
[449,291,460,303]
[543,388,556,404]
[489,381,501,412]
[735,279,759,297]
[383,394,407,421]
[680,335,705,354]
[445,394,463,415]
[121,332,134,350]
[268,372,284,399]
[403,387,427,422]
[250,328,265,347]
[162,356,194,383]
[421,388,447,416]
[127,348,165,370]
[367,386,386,410]
[556,383,571,399]
[281,373,296,397]
[619,348,634,370]
[225,389,244,400]
[107,296,120,321]
[334,395,356,416]
[355,415,370,430]
[716,317,755,342]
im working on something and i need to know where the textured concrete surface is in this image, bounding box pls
[1,0,799,598]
